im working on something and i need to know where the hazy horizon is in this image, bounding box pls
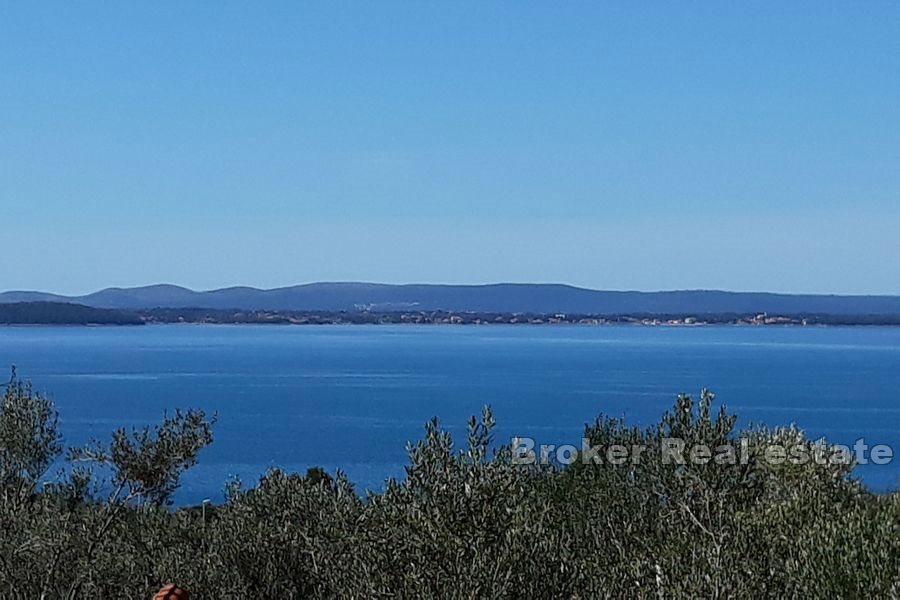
[8,279,900,299]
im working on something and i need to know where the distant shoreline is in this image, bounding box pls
[7,282,900,317]
[134,307,900,327]
[4,301,900,327]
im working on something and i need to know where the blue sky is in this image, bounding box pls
[1,2,898,295]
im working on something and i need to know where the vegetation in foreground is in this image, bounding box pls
[1,370,898,599]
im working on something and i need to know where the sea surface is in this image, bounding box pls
[1,324,899,503]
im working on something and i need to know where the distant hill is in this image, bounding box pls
[3,283,900,316]
[0,302,143,325]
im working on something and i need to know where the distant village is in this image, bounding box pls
[139,308,896,327]
[3,302,900,326]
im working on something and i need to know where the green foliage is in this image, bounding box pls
[70,409,215,507]
[0,368,61,508]
[0,371,898,598]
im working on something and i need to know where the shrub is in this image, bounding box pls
[0,372,897,598]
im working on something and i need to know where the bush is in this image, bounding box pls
[0,372,897,598]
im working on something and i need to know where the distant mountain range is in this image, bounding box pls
[3,283,900,315]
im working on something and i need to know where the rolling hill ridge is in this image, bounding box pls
[3,283,900,315]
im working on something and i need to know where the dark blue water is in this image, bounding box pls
[1,324,898,503]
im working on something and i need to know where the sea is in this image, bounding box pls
[1,323,898,504]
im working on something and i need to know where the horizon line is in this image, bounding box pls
[3,282,900,299]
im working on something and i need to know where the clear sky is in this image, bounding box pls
[1,2,898,295]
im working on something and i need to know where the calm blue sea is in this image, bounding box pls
[1,324,899,503]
